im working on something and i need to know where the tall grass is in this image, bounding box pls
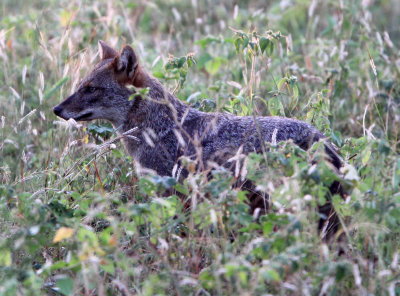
[0,0,399,295]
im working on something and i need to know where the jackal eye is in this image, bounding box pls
[86,86,97,93]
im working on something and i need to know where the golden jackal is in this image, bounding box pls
[54,41,343,238]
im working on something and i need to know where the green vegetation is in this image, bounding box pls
[0,0,399,295]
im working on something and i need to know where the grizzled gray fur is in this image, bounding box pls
[54,41,343,237]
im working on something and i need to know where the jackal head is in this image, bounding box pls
[53,41,143,127]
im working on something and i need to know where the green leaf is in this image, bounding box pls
[262,269,281,282]
[199,270,215,290]
[129,92,141,101]
[187,56,196,67]
[50,261,68,271]
[176,56,186,68]
[165,56,187,70]
[293,84,299,100]
[238,271,248,285]
[151,175,177,189]
[267,41,274,55]
[0,249,11,266]
[268,97,284,116]
[196,52,213,69]
[242,34,249,49]
[88,123,114,137]
[276,77,286,91]
[101,260,115,275]
[234,37,243,53]
[152,71,165,78]
[263,221,274,236]
[195,36,220,49]
[175,183,189,195]
[331,131,343,147]
[361,147,371,165]
[234,34,249,53]
[77,228,98,244]
[55,277,74,296]
[335,263,349,282]
[205,58,222,75]
[112,149,124,158]
[259,37,270,54]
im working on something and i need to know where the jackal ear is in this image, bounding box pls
[98,40,118,60]
[116,45,138,79]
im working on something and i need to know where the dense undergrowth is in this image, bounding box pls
[0,0,399,295]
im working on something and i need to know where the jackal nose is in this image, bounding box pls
[53,106,62,116]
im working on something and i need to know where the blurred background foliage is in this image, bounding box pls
[0,0,399,295]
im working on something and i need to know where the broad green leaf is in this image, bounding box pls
[268,97,284,116]
[196,52,213,69]
[205,58,222,75]
[263,221,274,235]
[55,277,74,296]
